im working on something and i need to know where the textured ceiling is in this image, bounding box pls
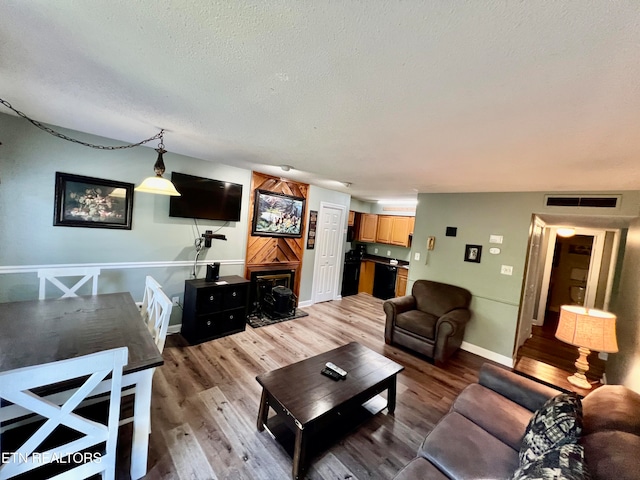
[1,1,639,201]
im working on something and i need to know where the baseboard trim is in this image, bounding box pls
[0,259,246,275]
[298,300,313,308]
[461,341,514,367]
[167,324,182,335]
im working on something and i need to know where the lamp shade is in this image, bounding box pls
[555,305,618,353]
[135,175,181,196]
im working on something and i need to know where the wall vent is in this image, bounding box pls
[545,195,619,208]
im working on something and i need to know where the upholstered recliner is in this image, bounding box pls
[383,280,472,365]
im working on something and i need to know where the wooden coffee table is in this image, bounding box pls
[256,342,404,479]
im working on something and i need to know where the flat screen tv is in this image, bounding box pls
[169,172,243,222]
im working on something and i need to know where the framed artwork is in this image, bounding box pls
[251,189,305,238]
[464,244,482,263]
[307,210,318,249]
[53,172,134,229]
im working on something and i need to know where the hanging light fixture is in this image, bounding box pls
[135,130,181,196]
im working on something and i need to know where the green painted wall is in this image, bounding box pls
[608,218,640,392]
[0,112,349,324]
[410,192,640,360]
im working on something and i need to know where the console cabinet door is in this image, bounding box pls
[357,214,378,242]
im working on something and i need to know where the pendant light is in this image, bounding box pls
[135,131,181,196]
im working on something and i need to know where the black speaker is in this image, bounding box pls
[206,262,220,282]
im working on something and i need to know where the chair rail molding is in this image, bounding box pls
[0,259,246,275]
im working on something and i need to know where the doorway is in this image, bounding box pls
[514,218,620,382]
[311,202,347,304]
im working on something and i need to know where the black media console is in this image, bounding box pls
[181,275,250,344]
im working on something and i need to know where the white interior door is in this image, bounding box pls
[312,203,346,303]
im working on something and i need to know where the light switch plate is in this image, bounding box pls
[500,265,513,275]
[490,235,503,244]
[414,252,421,261]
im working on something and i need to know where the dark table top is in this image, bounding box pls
[256,342,404,425]
[0,292,164,374]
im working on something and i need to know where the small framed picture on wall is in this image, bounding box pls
[464,244,482,263]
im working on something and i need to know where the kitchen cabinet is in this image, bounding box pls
[395,268,408,297]
[389,216,414,247]
[357,214,378,242]
[348,210,356,226]
[358,260,375,294]
[376,216,393,244]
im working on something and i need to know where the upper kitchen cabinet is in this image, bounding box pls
[348,210,356,226]
[389,216,414,247]
[357,214,378,242]
[375,215,393,244]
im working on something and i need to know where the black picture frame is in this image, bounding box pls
[464,244,482,263]
[53,172,134,229]
[251,189,305,238]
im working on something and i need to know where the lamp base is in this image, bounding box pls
[568,346,593,390]
[567,373,592,390]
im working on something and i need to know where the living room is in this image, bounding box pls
[2,2,640,479]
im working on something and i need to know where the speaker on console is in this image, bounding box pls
[206,262,220,282]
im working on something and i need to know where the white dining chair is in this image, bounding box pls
[37,267,101,299]
[143,282,173,353]
[139,275,163,320]
[0,347,128,480]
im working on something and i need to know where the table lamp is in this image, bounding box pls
[555,305,618,389]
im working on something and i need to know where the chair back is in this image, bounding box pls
[37,267,101,300]
[412,280,471,317]
[144,280,173,352]
[0,347,128,480]
[140,275,163,321]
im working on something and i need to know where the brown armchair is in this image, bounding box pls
[383,280,472,365]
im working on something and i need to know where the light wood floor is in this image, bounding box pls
[118,293,491,480]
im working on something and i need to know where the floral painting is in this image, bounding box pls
[251,189,305,238]
[54,172,134,229]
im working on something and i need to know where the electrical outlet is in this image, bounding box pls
[172,296,180,306]
[500,265,513,276]
[414,252,421,261]
[374,248,378,254]
[386,250,391,256]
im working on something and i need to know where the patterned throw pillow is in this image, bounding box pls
[519,393,583,465]
[512,443,591,480]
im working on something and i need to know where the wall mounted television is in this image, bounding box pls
[169,172,243,222]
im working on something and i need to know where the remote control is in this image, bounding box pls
[321,367,342,381]
[325,362,347,378]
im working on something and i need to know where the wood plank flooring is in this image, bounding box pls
[117,293,491,480]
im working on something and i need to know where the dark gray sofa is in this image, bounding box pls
[393,363,640,480]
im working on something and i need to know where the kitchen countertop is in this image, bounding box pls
[361,254,410,269]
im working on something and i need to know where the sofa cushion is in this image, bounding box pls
[581,430,640,480]
[420,411,519,480]
[582,385,640,436]
[453,383,532,450]
[395,310,438,339]
[391,457,449,480]
[512,443,590,480]
[519,393,583,465]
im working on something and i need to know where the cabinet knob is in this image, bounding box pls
[206,320,212,326]
[232,291,237,297]
[229,314,234,320]
[209,295,214,301]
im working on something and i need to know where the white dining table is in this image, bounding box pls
[0,292,164,479]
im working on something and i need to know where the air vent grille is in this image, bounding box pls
[545,196,619,208]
